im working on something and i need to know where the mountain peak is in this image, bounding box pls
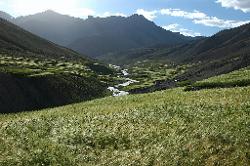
[127,14,151,23]
[42,10,60,15]
[129,14,146,19]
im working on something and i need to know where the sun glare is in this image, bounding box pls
[5,0,94,17]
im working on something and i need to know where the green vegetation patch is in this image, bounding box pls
[123,62,189,91]
[186,68,250,91]
[0,87,249,165]
[0,54,120,112]
[0,54,89,77]
[0,54,117,83]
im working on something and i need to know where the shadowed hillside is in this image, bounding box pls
[0,18,84,60]
[0,18,114,113]
[0,73,107,113]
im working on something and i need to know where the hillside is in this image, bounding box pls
[0,11,13,21]
[185,67,250,91]
[1,63,250,165]
[0,18,83,60]
[169,23,250,84]
[0,85,249,165]
[100,23,250,93]
[101,23,250,65]
[0,18,115,113]
[0,5,249,165]
[1,10,193,57]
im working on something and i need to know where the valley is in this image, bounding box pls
[0,5,250,165]
[2,47,250,164]
[107,67,139,96]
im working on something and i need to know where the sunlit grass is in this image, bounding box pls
[0,87,249,165]
[186,67,250,91]
[123,63,188,91]
[0,54,91,77]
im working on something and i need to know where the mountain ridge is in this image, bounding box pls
[0,10,195,57]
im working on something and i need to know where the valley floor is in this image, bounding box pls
[0,86,250,165]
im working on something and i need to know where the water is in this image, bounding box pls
[107,87,129,97]
[108,68,139,97]
[122,69,129,76]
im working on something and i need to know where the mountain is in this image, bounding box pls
[1,10,194,57]
[0,11,13,21]
[0,18,114,113]
[14,10,84,47]
[160,23,250,64]
[106,22,250,66]
[0,17,83,60]
[173,23,250,83]
[67,14,192,56]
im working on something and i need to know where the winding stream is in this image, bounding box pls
[108,67,139,97]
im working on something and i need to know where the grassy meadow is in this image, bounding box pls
[186,67,250,91]
[0,86,249,165]
[0,54,114,78]
[122,62,189,91]
[0,54,120,91]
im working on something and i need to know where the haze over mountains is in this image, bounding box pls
[0,17,83,60]
[0,10,194,57]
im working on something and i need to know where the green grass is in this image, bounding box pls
[122,63,188,91]
[0,54,119,113]
[0,54,90,76]
[0,54,117,83]
[0,87,249,165]
[186,67,250,91]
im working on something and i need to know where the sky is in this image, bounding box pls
[0,0,250,36]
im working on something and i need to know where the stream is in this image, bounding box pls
[108,67,139,97]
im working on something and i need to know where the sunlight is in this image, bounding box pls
[6,0,95,17]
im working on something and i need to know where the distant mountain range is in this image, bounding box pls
[0,10,195,57]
